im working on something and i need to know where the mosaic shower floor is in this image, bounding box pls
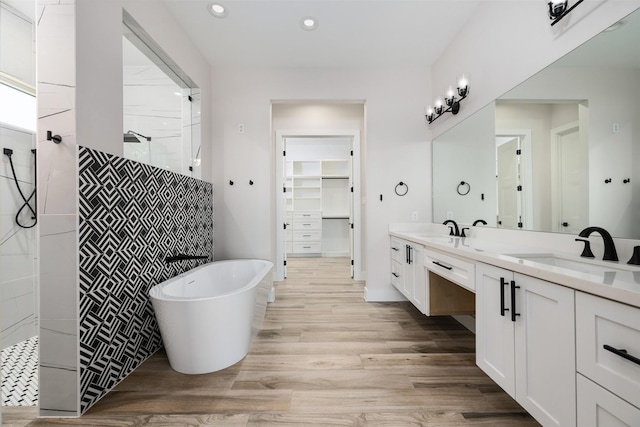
[1,336,38,406]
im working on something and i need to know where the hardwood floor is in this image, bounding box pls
[4,257,539,426]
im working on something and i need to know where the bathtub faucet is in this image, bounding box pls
[165,254,209,263]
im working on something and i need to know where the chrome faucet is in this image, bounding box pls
[578,227,618,262]
[443,219,460,237]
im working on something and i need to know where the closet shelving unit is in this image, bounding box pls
[285,159,350,257]
[320,160,350,256]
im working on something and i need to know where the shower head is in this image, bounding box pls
[124,131,151,143]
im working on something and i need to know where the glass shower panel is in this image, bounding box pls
[188,88,201,179]
[122,12,200,177]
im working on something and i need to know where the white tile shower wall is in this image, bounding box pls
[37,0,79,417]
[0,127,37,350]
[77,146,213,413]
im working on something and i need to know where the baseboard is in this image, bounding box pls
[452,314,476,333]
[364,286,407,302]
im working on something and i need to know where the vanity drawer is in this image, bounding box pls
[292,220,321,231]
[391,259,403,292]
[292,242,321,253]
[390,237,404,263]
[424,248,475,292]
[577,374,640,427]
[293,231,321,241]
[293,211,321,220]
[576,292,640,408]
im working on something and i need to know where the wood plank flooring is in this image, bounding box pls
[4,257,539,426]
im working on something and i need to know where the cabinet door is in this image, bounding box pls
[402,244,414,299]
[411,245,426,314]
[475,263,515,397]
[514,273,576,427]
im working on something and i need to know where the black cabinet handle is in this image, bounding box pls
[392,272,399,278]
[432,261,452,270]
[405,245,413,264]
[500,277,509,317]
[604,344,640,366]
[409,246,413,264]
[392,247,400,251]
[405,245,409,263]
[510,280,520,322]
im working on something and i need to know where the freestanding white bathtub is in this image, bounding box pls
[149,259,274,374]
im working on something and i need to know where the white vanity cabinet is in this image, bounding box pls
[575,292,640,426]
[390,237,426,313]
[476,263,576,427]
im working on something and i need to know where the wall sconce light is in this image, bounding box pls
[548,0,584,26]
[425,73,469,124]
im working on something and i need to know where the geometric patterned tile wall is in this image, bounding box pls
[77,146,213,413]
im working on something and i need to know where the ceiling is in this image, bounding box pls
[163,0,483,68]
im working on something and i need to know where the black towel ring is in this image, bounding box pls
[457,181,470,196]
[395,182,408,196]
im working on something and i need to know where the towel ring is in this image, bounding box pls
[457,181,470,196]
[395,182,408,196]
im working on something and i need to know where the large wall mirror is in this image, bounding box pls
[433,7,640,239]
[122,11,201,178]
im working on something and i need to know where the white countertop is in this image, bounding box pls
[390,227,640,309]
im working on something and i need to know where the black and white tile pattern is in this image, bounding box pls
[77,146,213,413]
[1,336,38,406]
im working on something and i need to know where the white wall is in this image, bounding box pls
[430,0,640,139]
[211,66,431,300]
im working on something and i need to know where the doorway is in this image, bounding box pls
[550,121,588,233]
[495,130,533,230]
[275,130,362,282]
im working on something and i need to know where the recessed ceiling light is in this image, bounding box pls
[208,2,227,18]
[300,16,318,31]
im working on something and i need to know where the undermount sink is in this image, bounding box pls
[506,253,630,274]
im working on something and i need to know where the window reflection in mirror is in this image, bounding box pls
[432,7,640,239]
[122,12,201,178]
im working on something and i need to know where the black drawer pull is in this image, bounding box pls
[510,280,520,322]
[432,261,452,270]
[604,344,640,366]
[392,272,399,278]
[392,247,400,251]
[500,277,509,317]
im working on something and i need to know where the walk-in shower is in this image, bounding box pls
[0,0,38,410]
[0,125,38,407]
